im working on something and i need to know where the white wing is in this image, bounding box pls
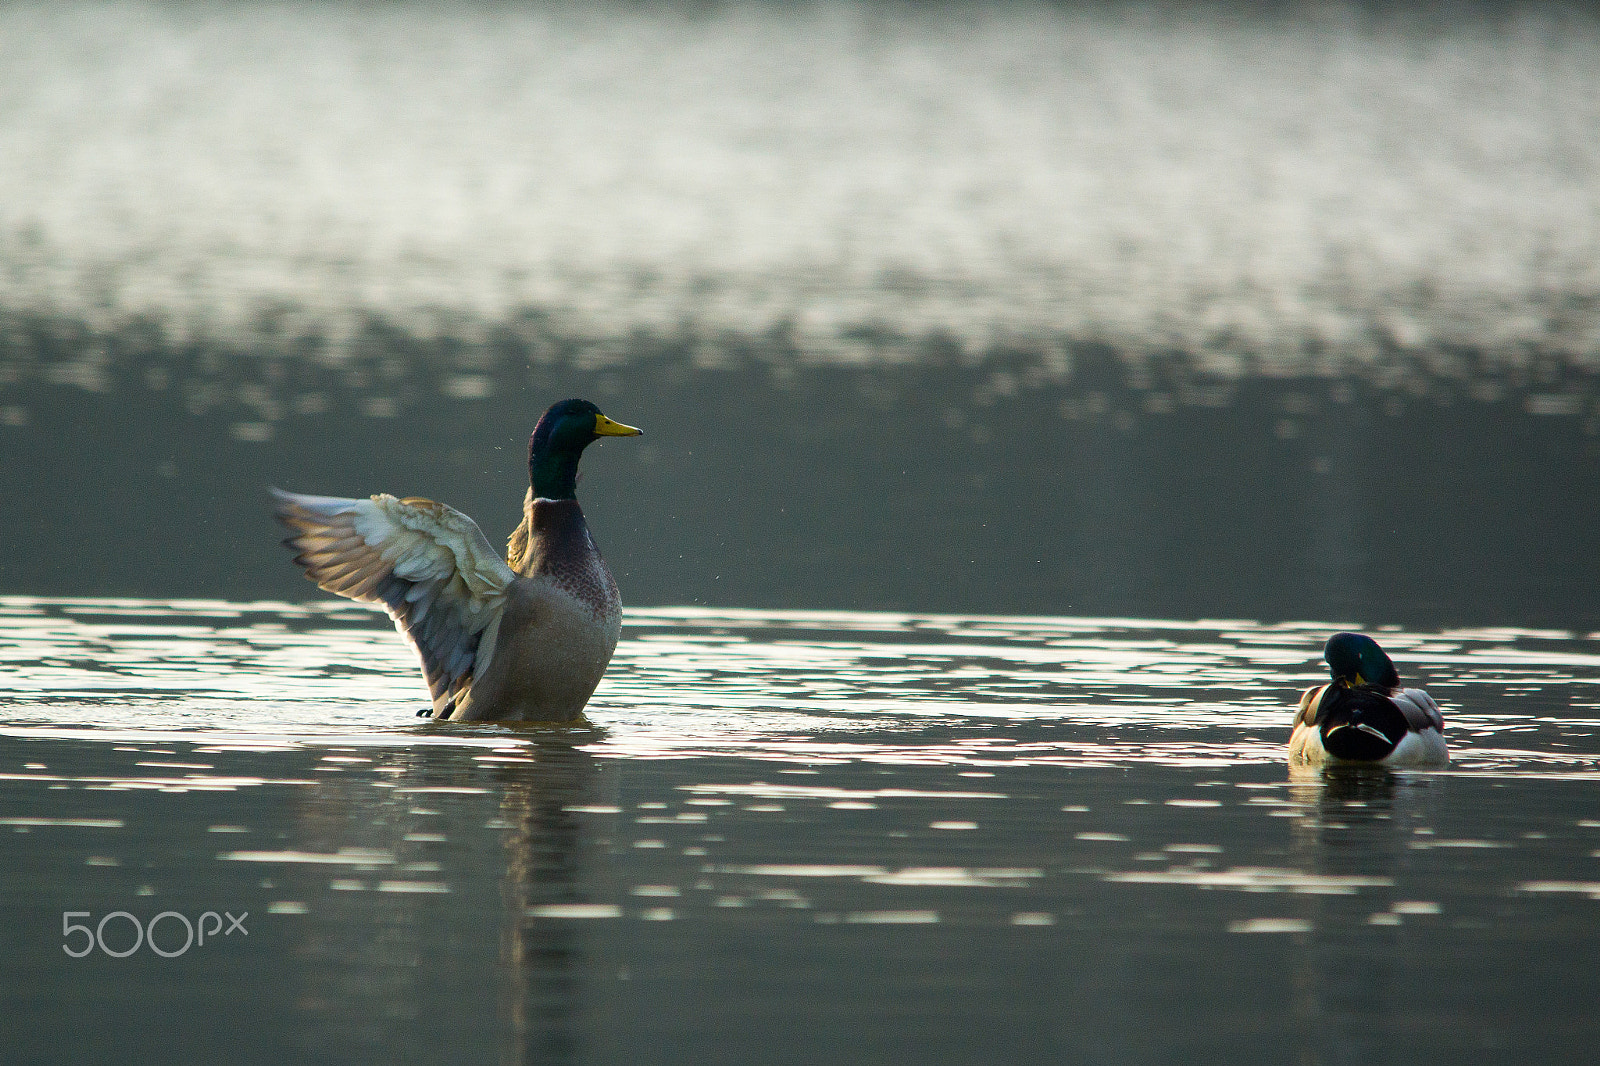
[272,488,517,717]
[1394,687,1445,733]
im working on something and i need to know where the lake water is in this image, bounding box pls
[4,598,1600,1063]
[5,0,1600,1061]
[4,0,1600,628]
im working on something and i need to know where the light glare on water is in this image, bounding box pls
[2,598,1597,773]
[5,1,1600,369]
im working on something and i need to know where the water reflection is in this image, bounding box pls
[1285,768,1438,1066]
[490,741,599,1066]
[210,736,607,1063]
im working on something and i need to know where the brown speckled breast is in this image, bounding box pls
[518,498,621,621]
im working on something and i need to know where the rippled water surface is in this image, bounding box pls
[5,598,1600,1064]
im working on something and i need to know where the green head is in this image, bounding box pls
[528,399,642,500]
[1323,632,1400,690]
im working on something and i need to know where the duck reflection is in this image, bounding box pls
[288,736,608,1066]
[1285,766,1440,1066]
[492,738,604,1066]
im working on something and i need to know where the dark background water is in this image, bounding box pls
[2,0,1598,627]
[2,325,1598,628]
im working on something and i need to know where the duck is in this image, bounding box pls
[271,398,642,722]
[1288,632,1448,767]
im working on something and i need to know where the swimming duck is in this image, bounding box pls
[1288,632,1448,767]
[272,398,641,722]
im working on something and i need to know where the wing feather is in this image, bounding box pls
[271,488,517,717]
[1393,688,1445,733]
[1294,685,1328,728]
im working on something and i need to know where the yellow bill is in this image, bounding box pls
[594,413,643,437]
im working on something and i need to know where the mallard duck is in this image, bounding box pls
[272,398,641,722]
[1288,632,1447,766]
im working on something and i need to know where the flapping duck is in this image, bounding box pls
[272,398,641,722]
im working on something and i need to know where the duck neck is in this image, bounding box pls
[530,444,583,501]
[514,497,590,578]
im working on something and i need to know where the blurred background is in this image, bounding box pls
[2,0,1598,627]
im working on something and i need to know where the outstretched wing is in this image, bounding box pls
[1393,687,1445,733]
[271,488,518,717]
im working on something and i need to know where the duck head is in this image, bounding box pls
[1323,632,1400,691]
[529,399,642,500]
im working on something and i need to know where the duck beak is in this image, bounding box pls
[593,414,643,437]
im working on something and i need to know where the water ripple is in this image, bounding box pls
[2,598,1598,776]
